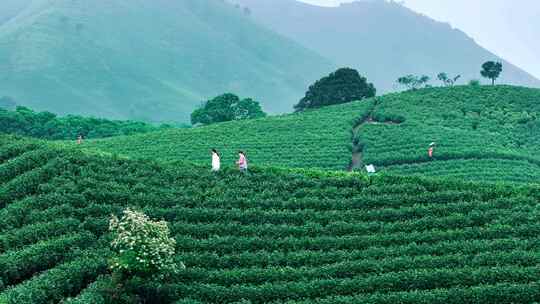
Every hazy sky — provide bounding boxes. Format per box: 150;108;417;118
298;0;540;80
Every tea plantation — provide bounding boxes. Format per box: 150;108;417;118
1;135;540;303
88;98;376;170
88;85;540;183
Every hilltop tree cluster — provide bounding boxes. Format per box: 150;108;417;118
0;106;166;140
437;73;461;87
191;93;266;125
397;61;504;91
294;68;376;112
397;75;431;90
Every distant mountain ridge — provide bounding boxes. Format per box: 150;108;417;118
0;1;28;25
0;0;334;122
2;0;539;123
232;0;540;92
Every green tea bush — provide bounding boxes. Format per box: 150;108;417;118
89;86;540;183
1;136;540;303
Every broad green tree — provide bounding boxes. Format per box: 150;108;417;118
0;106;163;140
191;93;266;125
294;68;376;111
481;61;503;85
233;98;266;120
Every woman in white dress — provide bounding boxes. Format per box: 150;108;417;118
211;149;221;171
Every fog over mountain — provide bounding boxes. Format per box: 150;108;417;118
0;0;333;122
233;0;539;93
1;0;538;122
300;0;540;80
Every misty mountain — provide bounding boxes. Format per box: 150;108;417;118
233;0;540;92
0;0;333;122
0;1;29;25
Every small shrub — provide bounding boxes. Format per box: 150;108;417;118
469;79;481;87
109;208;183;280
472;120;480;130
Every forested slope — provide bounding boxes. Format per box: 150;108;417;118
0;106;169;140
0;0;333;122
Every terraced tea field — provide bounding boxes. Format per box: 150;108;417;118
1;135;540;303
88;85;540;183
87;99;376;170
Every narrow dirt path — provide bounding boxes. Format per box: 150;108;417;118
348;99;402;171
348;102;377;171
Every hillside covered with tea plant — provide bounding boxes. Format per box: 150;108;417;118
89;85;540;184
1;135;540;303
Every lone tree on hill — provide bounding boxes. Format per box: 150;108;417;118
294;68;376;112
437;73;461;87
397;74;430;90
191;93;266;125
481;61;503;85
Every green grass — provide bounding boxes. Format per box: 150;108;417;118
88;85;540;184
1;135;540;303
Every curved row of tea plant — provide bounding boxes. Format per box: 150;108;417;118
87;99;377;170
87;85;540;183
0;135;539;303
362;85;540;180
383;158;540;183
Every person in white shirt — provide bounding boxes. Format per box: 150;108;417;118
211;149;221;172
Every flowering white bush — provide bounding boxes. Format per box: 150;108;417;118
109;208;183;278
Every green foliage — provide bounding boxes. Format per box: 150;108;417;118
109;209;182;279
191;94;266;125
62;275;111;304
397;74;431;90
294;68;376;111
0;250;108;304
92;99;376;171
469;79;481;86
481;61;503;85
437;73;461;86
0;106;167;140
0;0;333;122
1;136;540;302
90;86;540;184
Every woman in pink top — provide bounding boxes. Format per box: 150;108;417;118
428;142;436;159
236;151;248;173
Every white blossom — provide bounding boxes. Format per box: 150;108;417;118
109;208;181;278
